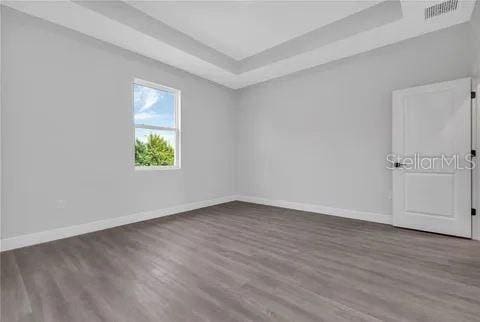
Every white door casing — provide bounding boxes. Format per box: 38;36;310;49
392;78;472;238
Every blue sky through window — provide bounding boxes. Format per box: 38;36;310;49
134;84;175;128
134;83;176;147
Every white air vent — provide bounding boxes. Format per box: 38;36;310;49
425;0;459;19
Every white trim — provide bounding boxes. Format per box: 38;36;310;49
0;196;236;252
236;195;392;225
135;124;177;132
134;78;179;95
474;83;480;241
8;194;476;252
135;165;180;171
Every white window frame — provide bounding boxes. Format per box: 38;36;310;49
133;78;181;170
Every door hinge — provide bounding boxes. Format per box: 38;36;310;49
472;150;477;157
472;91;476;99
472;208;477;216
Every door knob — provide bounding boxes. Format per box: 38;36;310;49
394;162;405;168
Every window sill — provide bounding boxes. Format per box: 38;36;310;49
135;166;181;171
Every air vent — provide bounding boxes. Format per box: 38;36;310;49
425;0;458;19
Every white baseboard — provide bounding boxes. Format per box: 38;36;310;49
13;194;476;251
237;195;392;225
0;195;237;252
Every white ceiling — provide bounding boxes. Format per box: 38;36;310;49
3;1;478;89
128;1;381;60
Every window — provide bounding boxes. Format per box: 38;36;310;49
133;79;181;169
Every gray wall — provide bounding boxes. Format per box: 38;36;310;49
1;8;236;238
2;7;479;240
236;23;476;218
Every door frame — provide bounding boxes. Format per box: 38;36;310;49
473;83;480;240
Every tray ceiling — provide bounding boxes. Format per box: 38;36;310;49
128;1;381;60
3;1;477;89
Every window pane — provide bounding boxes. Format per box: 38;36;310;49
135;128;176;167
134;83;175;128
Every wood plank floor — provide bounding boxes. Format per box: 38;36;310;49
2;201;480;322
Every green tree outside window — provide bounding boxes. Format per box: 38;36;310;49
135;133;174;166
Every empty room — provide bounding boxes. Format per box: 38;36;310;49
1;0;480;321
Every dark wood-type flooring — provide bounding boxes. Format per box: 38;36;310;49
2;201;480;321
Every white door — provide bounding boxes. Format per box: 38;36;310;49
392;78;472;238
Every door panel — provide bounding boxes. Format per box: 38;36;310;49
392;78;471;238
404;91;456;155
404;173;454;218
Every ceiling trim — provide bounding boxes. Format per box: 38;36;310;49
2;0;239;88
73;0;239;73
239;0;402;73
73;0;404;75
2;1;476;89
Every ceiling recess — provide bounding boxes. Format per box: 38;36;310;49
425;0;459;20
